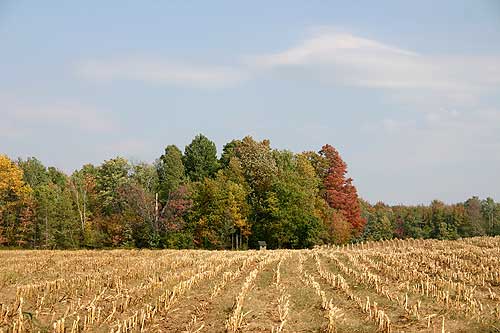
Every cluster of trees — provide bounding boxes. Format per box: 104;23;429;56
1;134;499;249
361;197;500;241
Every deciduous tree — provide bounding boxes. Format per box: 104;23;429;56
320;144;365;236
183;134;219;181
157;145;184;202
0;155;34;246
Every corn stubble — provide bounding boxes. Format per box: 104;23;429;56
0;237;499;332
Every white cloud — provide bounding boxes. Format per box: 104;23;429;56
74;30;500;101
250;29;500;106
76;57;246;88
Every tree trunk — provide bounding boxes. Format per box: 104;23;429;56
45;209;48;249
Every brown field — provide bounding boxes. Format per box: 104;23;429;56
1;237;500;333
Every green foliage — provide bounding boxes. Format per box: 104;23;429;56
190;170;249;249
35;182;80;248
220;140;241;168
157;145;184;202
235;136;277;194
3;135;499;250
462;196;486;236
16;158;80;248
250;151;321;248
183;134;219;181
17;157;49;188
96;157;130;216
363;205;394;241
132;162;159;195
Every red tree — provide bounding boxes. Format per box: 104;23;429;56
320;144;366;235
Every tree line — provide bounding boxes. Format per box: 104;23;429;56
1;134;499;249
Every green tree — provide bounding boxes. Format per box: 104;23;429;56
17;158;80;248
17;157;49;188
462;196;486;236
482;197;497;235
36;182;80;248
95;157;130;216
157;145;185;202
363;203;394;241
220;139;241;168
69;164;97;244
132;162;159;194
190;171;249;249
252;151;322;248
183;134;219;181
235;136;277;194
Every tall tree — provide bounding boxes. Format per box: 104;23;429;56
17;157;49;188
362;202;394;241
161;184;193;232
69;164;97;244
95;157;130;216
462;196;486;236
0;155;34;246
157;145;185;202
17;158;79;248
35;182;80;248
482;197;497;235
190;170;249;249
263;151;322;248
220;139;242;168
235;136;277;194
319;144;365;237
183;134;219;181
117;179;158;247
132;162;159;194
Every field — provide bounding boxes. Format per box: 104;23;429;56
1;238;500;333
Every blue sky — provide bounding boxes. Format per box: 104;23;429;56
1;1;499;204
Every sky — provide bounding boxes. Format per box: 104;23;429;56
1;1;500;205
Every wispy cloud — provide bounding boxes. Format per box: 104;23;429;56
76;57;246;88
249;28;500;105
74;29;500;101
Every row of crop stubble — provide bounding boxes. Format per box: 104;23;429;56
1;237;500;332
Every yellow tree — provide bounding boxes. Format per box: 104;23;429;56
0;155;34;246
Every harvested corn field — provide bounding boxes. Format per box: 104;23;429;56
1;237;500;333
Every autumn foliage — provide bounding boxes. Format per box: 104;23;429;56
320;144;366;236
0;155;34;246
1;136;498;249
